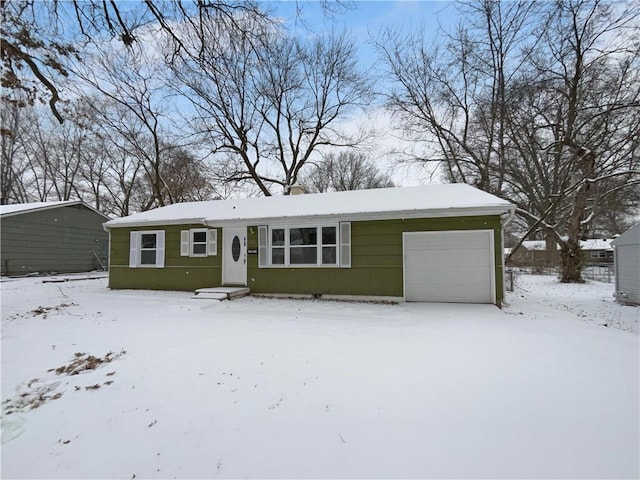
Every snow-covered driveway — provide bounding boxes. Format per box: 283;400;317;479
1;274;638;479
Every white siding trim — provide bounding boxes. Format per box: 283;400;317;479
129;231;139;268
258;226;268;268
155;231;165;268
208;229;218;256
180;230;190;256
339;222;351;268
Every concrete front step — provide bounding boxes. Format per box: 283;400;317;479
191;287;250;301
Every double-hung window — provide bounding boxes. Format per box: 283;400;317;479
181;228;218;257
289;227;321;265
129;230;165;268
258;223;349;268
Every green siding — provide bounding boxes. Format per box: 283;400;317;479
0;205;109;275
247;216;504;304
108;224;222;291
108;215;505;304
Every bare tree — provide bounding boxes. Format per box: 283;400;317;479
171;15;372;195
0;99;29;203
159;146;219;202
301;151;394;193
72;41;180;210
379;0;640;282
377;1;539;195
1;0;266;123
503;0;640;281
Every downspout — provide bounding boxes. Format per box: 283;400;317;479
102;223;111;282
500;206;517;307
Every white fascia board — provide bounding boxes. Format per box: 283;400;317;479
103;217;208;231
104;205;514;230
204;205;514;228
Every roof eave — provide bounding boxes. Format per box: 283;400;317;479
103;204;514;230
103;217;208;230
204;205;514;228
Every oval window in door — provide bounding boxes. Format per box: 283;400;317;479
232;236;241;261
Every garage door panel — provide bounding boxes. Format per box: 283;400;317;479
406;250;492;269
407;251;490;268
404;230;495;303
406;267;490;288
405;231;488;249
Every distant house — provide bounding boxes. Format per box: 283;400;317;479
581;238;614;265
0;201;110;276
103;184;516;305
611;224;640;305
508;238;614;269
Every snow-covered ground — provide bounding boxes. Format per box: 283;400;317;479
1;274;638;479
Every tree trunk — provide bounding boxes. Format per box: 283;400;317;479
560;149;595;283
560;239;584;283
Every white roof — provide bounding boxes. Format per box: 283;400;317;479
104;184;514;229
520;238;613;251
0;200;110;219
611;224;640;247
521;240;552;251
580;239;613;250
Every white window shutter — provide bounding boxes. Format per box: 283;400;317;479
129;231;139;268
258;226;268;268
155;231;165;268
208;229;218;256
339;222;351;268
180;230;190;256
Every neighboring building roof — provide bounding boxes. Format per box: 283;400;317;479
611;223;640;247
104;184;515;229
580;239;613;251
520;240;552;251
519;238;614;251
0;200;110;220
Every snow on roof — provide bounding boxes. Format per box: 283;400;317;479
0;200;79;217
0;200;110;220
520;238;613;251
520;240;553;251
104;184;514;228
580;239;613;250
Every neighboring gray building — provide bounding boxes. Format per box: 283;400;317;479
611;223;640;305
0;201;110;276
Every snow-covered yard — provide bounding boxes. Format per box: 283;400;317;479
1;274;638;479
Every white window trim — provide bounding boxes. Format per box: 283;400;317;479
259;223;344;268
180;228;218;257
129;230;165;268
190;228;209;257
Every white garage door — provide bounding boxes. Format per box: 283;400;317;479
403;230;495;303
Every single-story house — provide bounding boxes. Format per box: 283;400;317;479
581;238;614;264
611;223;640;305
508;238;614;268
0;200;110;276
103;184;515;305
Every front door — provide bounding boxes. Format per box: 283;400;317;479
222;227;247;286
